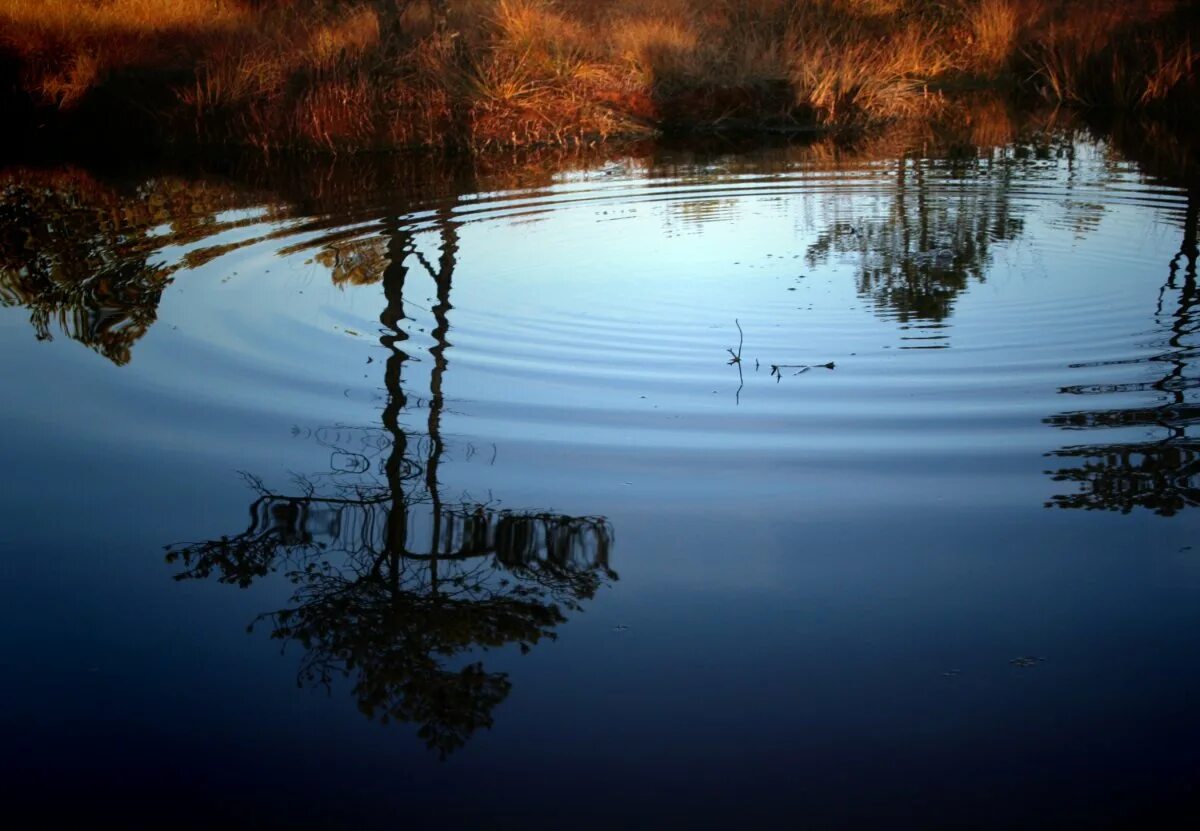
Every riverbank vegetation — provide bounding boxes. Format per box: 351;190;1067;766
1;0;1196;153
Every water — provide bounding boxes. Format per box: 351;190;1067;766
2;124;1199;827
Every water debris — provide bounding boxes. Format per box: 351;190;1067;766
727;318;744;365
1010;656;1045;668
727;319;745;404
942;669;962;677
769;361;835;381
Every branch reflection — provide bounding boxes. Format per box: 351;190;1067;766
1044;187;1200;515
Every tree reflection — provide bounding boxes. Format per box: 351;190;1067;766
164;203;616;756
0;177;172;365
1044;188;1200;515
0;172;264;365
804;146;1027;323
0;147;625;364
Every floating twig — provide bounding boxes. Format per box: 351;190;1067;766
727;319;744;404
727;318;744;365
769;361;835;382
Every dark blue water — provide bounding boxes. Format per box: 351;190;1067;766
2;127;1199;828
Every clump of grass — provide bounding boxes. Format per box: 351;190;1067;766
788;8;951;125
0;0;250;106
308;5;381;69
1002;0;1196;113
609;15;700;88
965;0;1020;74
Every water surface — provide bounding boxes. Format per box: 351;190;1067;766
3;123;1200;827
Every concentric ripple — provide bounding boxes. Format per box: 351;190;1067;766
1;135;1196;518
7;127;1200;828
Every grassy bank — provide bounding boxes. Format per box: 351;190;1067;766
1;0;1197;153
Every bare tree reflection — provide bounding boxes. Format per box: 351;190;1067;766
165;204;615;756
1044;188;1200;515
804;146;1027;324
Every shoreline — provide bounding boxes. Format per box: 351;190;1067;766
1;1;1195;158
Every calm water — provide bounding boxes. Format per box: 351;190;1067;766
2;124;1199;827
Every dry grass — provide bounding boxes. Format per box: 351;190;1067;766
1;0;250;106
788;7;952;124
0;0;248;36
0;0;1196;152
966;0;1020;73
1019;2;1197;111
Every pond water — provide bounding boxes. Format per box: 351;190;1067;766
2;121;1199;827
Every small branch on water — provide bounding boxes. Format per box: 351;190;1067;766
727;319;745;404
727;318;744;365
769;361;835;382
726;318;836;395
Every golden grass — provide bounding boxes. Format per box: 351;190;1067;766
0;0;249;105
0;0;1195;152
0;0;248;32
610;16;700;86
966;0;1020;73
1017;2;1195;109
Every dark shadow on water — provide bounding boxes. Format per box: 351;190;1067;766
163;195;616;757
